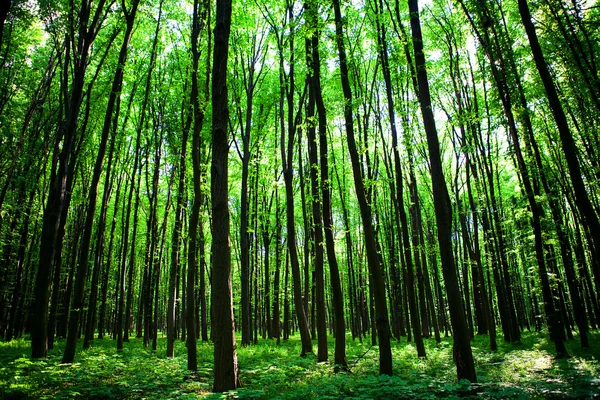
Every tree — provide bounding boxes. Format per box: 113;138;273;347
187;0;209;372
62;0;140;363
31;0;109;359
211;0;239;391
333;0;393;376
518;0;600;316
408;0;476;382
266;0;313;357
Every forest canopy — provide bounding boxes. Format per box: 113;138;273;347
1;0;600;397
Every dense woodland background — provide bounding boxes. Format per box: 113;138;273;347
1;0;600;395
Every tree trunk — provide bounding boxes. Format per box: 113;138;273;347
167;110;191;358
187;0;209;372
333;0;392;376
210;0;239;390
31;0;105;358
304;6;328;361
61;1;137;362
99;166;125;340
519;0;600;322
273;2;313;356
408;0;476;382
375;0;425;357
305;0;348;369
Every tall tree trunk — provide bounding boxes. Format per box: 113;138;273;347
187;0;209;372
116;144;136;349
62;1;138;363
83;95;121;349
273;1;313;356
519;0;600;310
408;0;476;382
31;0;106;359
304;5;327;361
272;188;282;343
305;0;348;369
333;0;392;376
167;110;191;358
239;104;252;346
261;193;273;338
98;164;125;340
210;0;239;384
234;29;266;346
374;0;425;357
47;162;77;350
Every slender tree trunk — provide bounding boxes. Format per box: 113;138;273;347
519;0;600;305
304;6;327;361
240;112;252;346
408;0;476;381
283;249;290;341
167;112;190;358
31;0;105;358
272;189;282;343
99;165;125;340
261;194;273;338
333;0;392;375
117;147;137;349
187;0;209;372
273;2;313;356
83;95;121;349
375;0;425;357
305;0;348;369
62;1;137;363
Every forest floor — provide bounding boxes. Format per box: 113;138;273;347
0;330;598;399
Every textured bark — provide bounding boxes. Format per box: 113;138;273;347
186;0;208;371
211;0;239;390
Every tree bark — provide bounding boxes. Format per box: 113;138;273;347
273;1;313;356
211;0;239;391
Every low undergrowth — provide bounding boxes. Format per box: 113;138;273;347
0;330;598;399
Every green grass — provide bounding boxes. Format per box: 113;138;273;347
0;330;598;399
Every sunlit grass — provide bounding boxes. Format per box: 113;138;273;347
0;330;598;398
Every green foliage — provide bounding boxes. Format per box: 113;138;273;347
1;332;598;399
